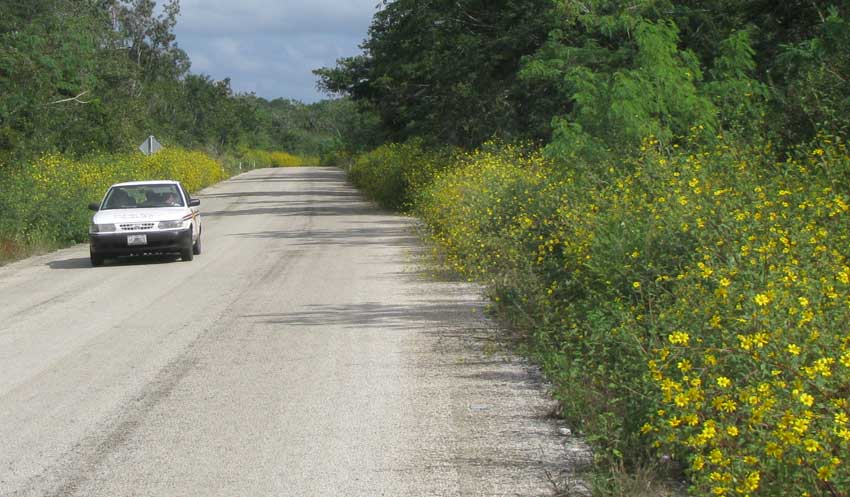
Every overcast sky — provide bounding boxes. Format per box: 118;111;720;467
173;0;378;103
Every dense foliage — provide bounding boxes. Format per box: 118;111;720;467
347;140;455;210
319;0;850;156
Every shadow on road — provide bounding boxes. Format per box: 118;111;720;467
201;168;391;224
47;257;92;270
200;190;362;200
47;254;180;270
230;224;419;248
227;168;343;183
243;299;484;332
205;202;379;219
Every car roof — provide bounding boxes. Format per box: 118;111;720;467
110;180;180;188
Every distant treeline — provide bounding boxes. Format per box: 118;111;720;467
0;0;375;165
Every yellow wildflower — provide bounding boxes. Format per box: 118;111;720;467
668;331;690;345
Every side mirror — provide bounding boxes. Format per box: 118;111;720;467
189;199;201;207
88;203;100;211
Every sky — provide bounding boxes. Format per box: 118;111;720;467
173;0;379;103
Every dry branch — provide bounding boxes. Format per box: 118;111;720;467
47;91;92;105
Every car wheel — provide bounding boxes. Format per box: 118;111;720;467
180;225;195;261
192;229;202;255
90;249;105;267
181;245;194;261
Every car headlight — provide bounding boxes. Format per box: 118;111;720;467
158;220;186;229
90;223;116;233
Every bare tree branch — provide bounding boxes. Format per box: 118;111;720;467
46;91;92;105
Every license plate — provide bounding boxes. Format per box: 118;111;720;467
127;234;147;246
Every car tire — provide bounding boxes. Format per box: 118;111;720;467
192;229;202;255
181;246;194;261
90;250;104;267
180;225;195;261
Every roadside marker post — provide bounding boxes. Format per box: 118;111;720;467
139;135;162;156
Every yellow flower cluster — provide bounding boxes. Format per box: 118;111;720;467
640;134;850;496
409;132;850;496
241;149;318;168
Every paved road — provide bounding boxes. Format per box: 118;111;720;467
0;168;583;496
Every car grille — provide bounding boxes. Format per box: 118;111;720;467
119;223;155;231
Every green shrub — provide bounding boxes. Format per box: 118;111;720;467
348;139;455;210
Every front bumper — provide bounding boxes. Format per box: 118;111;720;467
89;228;192;256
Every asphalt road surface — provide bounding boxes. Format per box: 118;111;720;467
0;168;586;496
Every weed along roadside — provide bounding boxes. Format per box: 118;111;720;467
345;135;850;496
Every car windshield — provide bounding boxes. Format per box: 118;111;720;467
102;184;183;209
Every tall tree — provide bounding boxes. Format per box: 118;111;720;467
316;0;555;148
106;0;188;84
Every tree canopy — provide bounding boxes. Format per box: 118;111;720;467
317;0;850;158
315;0;556;148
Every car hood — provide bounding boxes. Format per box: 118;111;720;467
93;207;191;224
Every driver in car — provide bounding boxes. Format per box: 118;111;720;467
163;191;178;206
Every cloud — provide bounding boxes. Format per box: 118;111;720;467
179;0;375;35
173;0;377;102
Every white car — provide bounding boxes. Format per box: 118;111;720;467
88;180;202;266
